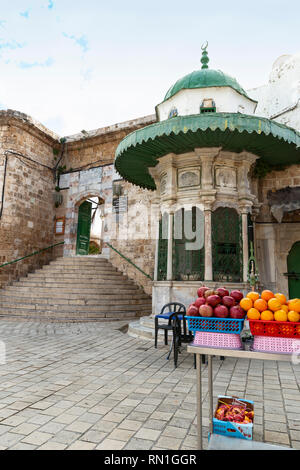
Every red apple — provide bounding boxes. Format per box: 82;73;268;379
199;304;214;317
229;305;246;319
197;287;209;297
230;290;244;302
222;296;236;308
216;287;229;298
187;305;199;317
194;297;206;308
214;305;229;318
206;295;221;307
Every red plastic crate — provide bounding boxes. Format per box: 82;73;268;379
249;319;300;338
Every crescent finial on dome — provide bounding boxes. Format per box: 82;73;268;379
201;41;209;69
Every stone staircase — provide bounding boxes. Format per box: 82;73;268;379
0;256;152;322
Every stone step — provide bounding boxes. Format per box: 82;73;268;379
128;317;172;342
0;291;148;301
0;309;148;321
5;285;141;294
25;272;126;280
0;298;152;311
13;279;135;287
0;256;152;322
50;259;110;266
41;267;118;274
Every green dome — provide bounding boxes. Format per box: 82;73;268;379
163;68;254;102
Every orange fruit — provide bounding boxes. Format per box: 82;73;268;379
246;292;260;301
261;290;275;301
280;304;289;314
247;308;261;320
274;310;288;322
288;311;300;322
268;298;282;312
274;293;287;305
254;298;268;312
288;299;300;313
240;297;253;312
260;310;274;321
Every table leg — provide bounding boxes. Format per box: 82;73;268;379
196;354;202;450
208;355;213;437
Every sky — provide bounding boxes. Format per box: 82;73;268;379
0;0;299;136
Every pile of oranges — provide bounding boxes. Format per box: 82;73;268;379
239;290;300;323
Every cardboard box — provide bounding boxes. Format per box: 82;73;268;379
213;395;254;440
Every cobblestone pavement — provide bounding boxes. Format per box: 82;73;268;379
0;320;299;450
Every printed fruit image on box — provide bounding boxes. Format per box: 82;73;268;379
213;396;254;440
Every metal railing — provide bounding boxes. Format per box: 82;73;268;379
105;242;153;280
0;242;64;269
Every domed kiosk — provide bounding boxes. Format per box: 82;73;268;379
115;45;300;312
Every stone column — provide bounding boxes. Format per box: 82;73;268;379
241;209;249;283
167;211;174;281
204;202;213;282
153;216;161;282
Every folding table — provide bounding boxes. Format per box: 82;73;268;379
187;345;293;450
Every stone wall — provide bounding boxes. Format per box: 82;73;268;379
0;111;59;288
107;181;156;295
253;165;300;294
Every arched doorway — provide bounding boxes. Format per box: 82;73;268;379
76;196;105;255
287;242;300;298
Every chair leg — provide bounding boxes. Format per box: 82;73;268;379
154;318;158;349
164;329;168;346
193;354;196;369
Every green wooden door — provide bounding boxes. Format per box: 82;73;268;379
76;201;92;255
287;242;300;298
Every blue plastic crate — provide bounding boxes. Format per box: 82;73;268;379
185;316;244;334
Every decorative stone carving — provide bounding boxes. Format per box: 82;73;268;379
178;169;200;188
215;166;237;189
160;173;167;195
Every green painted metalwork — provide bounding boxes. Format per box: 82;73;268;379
157;216;168;281
201;41;209;69
287;241;300;298
248;241;259;289
76;200;92;255
163;70;254;103
173;208;204;281
106;242;153;280
115;113;300;190
212;207;242;282
0;242;64;269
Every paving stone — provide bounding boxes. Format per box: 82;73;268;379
96;438;125;450
264;430;290;445
22;431;53;446
67;440;97;450
80;429;107;443
108;428;136;441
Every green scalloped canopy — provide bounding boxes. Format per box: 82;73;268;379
115;113;300;190
163;69;256;102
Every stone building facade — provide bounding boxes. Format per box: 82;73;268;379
0;52;299;306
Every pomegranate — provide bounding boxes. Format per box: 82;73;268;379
194;297;206;308
204;289;215;299
222;296;235;308
230;290;244;302
214;304;229;318
197;287;209;297
206;295;221;307
199;304;214;317
216;287;229;298
187;305;199;317
229;305;246;319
